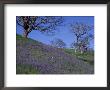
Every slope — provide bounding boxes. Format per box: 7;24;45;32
16;34;94;74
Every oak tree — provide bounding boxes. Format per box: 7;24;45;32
51;38;66;48
70;22;93;53
16;16;63;38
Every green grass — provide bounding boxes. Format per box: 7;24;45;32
77;54;94;65
16;34;94;74
16;64;39;74
16;34;42;44
64;48;94;65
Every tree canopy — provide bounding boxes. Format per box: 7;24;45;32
16;16;63;38
70;22;93;53
50;38;66;48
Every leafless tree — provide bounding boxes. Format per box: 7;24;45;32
50;38;66;48
16;16;63;38
70;22;93;53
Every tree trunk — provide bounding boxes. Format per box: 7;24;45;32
23;30;28;38
75;49;77;53
76;37;78;44
80;50;83;54
76;37;79;51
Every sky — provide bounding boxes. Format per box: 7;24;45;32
16;16;94;49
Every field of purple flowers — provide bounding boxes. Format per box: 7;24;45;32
16;34;94;74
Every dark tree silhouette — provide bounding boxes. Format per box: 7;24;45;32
70;22;93;53
50;38;66;48
16;16;63;38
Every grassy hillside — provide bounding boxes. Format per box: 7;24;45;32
63;48;94;65
16;34;94;74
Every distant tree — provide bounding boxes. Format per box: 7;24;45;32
70;42;79;53
16;16;63;38
50;38;66;48
70;22;93;53
79;34;93;53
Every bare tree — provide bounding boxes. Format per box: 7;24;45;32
79;34;93;53
70;42;79;53
16;16;63;38
50;38;66;48
70;22;93;53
